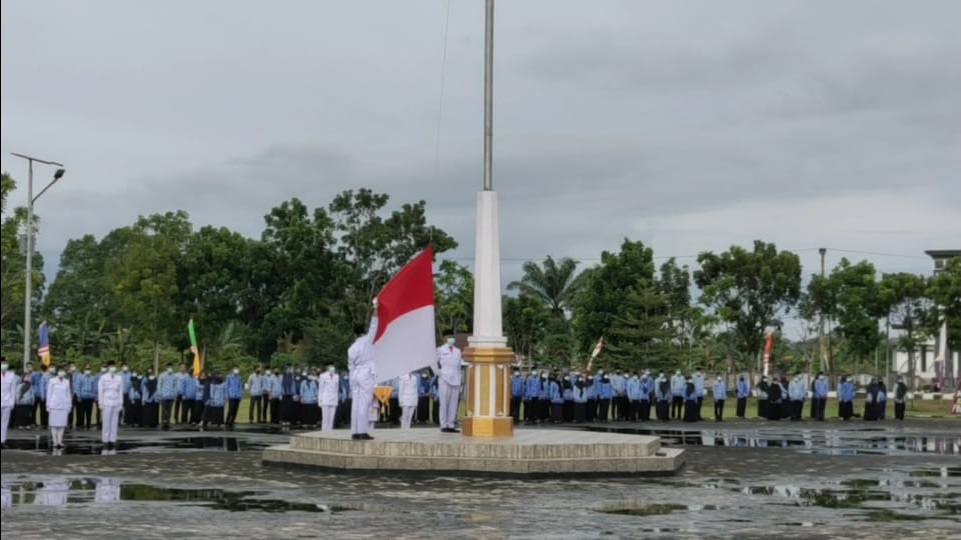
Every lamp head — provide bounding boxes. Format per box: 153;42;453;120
54;169;65;180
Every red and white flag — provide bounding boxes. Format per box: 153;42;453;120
373;246;436;384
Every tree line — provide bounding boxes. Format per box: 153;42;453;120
1;172;958;382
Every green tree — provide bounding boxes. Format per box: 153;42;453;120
572;240;675;371
927;256;961;351
435;259;473;337
43;233;123;356
508;256;586;317
694;240;802;374
879;272;930;384
503;294;549;363
107;211;192;372
806;258;886;374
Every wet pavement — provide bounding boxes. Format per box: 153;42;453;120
2;420;960;539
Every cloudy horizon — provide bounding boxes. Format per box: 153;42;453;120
2;0;959;333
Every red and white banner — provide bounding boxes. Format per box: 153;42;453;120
373;246;436;384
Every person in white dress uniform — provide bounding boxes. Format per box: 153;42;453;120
97;361;124;448
348;298;379;441
46;370;73;449
318;364;340;432
398;372;420;429
0;356;17;449
433;333;463;433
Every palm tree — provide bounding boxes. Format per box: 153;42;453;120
508;256;586;318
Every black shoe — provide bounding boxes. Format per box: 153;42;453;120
352;434;363;440
360;434;374;440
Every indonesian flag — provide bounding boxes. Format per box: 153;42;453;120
373;246;436;384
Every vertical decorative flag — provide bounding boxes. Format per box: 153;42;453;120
372;246;436;384
587;337;604;371
188;318;202;377
38;321;52;367
763;331;774;377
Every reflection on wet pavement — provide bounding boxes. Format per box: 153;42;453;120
585;426;961;456
1;436;267;455
3;425;960;538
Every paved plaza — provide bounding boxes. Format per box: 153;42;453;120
1;420;959;539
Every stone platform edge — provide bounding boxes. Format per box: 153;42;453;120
261;445;685;479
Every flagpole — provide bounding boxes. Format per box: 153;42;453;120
462;0;514;438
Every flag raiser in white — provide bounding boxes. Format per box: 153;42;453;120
373;305;436;385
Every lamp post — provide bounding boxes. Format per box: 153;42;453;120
10;152;65;372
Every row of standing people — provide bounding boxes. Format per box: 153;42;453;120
508;369;734;424
755;373;910;421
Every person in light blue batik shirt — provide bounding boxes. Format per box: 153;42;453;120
299;372;320;428
202;373;226;430
812;372;829;421
735;375;750;419
712;376;727;422
510;370;524;424
157;364;178;429
225;367;244;427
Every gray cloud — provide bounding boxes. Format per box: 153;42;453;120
1;0;958;301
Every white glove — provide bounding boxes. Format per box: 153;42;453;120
372;297;378;307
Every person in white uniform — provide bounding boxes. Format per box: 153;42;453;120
433;332;463;433
398;372;420;429
318;364;340;432
348;298;379;440
46;369;73;449
0;356;17;449
97;361;124;449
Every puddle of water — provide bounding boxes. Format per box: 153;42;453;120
908;467;960;478
597;502;689;516
1;437;267;455
584;427;961;456
0;479;330;513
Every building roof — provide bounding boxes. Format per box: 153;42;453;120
925;250;961;259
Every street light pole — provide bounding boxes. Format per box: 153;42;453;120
10;152;65;372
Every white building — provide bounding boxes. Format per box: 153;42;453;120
892;342;958;391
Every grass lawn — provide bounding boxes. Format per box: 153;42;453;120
230;395;956;424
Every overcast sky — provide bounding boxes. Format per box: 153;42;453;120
2;0;959;334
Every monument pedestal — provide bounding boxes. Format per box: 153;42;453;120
462;346;515;437
262;429;685;477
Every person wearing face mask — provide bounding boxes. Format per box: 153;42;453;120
712;375;727;422
201;373;226;431
97;361;124;449
584;373;597;423
537;371;551;422
247;366;265;424
683;376;698;423
655;373;671;422
35;366;53;429
572;372;587;423
397;370;419;429
547;373;564;423
735;375;750;419
157;363;178;429
126;372;143;427
432;331;463;433
299;371;320;428
670;370;685;420
141;371;160;428
417;370;432;424
119;364;131;426
318;365;340;432
692;369;706;421
278;366;299;432
77;366;97;429
348;298;379;440
267;368;283;425
224;366;244;428
524;369;541;425
893;376;909;421
813;372;829;421
180;372;198;426
46;369;72;449
15;372;36;430
595;371;613;422
638;371;653;422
